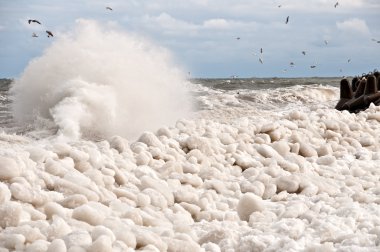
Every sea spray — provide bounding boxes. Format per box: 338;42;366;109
10;19;192;140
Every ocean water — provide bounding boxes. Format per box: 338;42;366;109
1;76;341;137
191;77;341;123
0;20;379;252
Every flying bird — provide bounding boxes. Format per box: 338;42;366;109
310;65;316;69
32;32;38;38
28;19;41;25
260;48;263;54
348;59;351;63
285;16;289;24
236;37;241;40
334;2;339;8
46;30;54;37
324;40;328;45
290;62;295;67
259;58;263;64
302;51;306;55
371;38;380;43
106;6;113;11
278;5;282;8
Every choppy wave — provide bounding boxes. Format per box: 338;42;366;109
192;81;340;122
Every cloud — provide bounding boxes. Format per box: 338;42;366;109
1;0;379;78
339;0;380;8
336;18;370;35
142;13;197;35
140;13;258;37
202;19;230;29
202;18;258;31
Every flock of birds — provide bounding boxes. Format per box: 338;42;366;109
233;6;315;73
27;3;378;76
235;1;379;75
27;6;113;38
247;2;341;72
28;19;53;38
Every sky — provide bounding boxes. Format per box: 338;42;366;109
0;0;379;78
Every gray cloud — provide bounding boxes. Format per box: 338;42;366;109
0;0;379;77
336;18;370;35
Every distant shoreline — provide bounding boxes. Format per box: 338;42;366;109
1;76;349;81
190;76;346;80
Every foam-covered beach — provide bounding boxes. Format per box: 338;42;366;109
2;88;380;251
1;21;380;252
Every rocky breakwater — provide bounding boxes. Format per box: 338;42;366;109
336;70;380;113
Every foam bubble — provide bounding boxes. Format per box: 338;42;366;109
237;193;265;221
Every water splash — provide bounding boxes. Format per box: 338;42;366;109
10;19;192;140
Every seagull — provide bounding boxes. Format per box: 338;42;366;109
290;62;295;67
46;30;54;37
259;58;263;64
348;59;351;63
285;16;289;24
106;6;113;11
236;37;241;40
302;51;306;55
334;2;339;8
324;40;328;45
28;19;41;25
260;48;263;54
310;65;316;69
371;38;380;43
32;32;38;37
278;5;282;8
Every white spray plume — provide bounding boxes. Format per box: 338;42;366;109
10;19;193;140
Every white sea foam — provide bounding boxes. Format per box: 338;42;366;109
10;19;192;140
1;96;380;251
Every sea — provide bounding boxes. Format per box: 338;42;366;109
191;77;341;119
1;77;342;138
0;20;379;252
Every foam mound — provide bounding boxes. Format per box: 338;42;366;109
1;102;380;250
